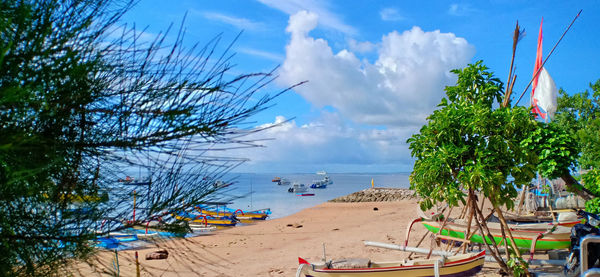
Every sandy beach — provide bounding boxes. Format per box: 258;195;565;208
74;198;507;276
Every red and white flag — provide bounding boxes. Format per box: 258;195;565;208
531;18;558;120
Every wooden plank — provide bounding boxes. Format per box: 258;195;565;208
435;235;471;244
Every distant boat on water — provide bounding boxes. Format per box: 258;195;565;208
311;175;332;189
277;178;291;186
288;183;308;193
316;170;327;175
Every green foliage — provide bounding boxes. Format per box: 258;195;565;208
520;123;578;179
408;61;538;210
0;0;291;276
553;80;600;169
583;169;600;213
506;255;528;277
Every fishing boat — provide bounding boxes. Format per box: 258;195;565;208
94;233;139;249
278;178;291;186
502;210;581;227
272;177;281;182
174;212;238;227
196;205;271;220
311;175;332;189
296;193;315;196
188;223;218;235
296;250;485;277
420;219;571;250
213;180;232;189
288;183;308;193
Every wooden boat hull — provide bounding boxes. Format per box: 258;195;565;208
422;221;571;250
196;208;269;220
174;214;237;227
297;251;485;277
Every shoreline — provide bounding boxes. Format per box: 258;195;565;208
74;191;502;276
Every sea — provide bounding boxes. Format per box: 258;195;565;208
219;173;411;219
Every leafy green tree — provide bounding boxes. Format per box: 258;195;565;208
554;80;600;170
552;80;600;210
408;61;541;275
0;0;296;275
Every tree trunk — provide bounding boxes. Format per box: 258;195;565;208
469;192;509;274
561;172;596;200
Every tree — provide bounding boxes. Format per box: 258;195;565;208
552;80;600;211
0;0;297;275
408;61;541;275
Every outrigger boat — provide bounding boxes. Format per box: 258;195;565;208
502;210;581;227
296;250;485;277
418;218;571;250
195;204;271;220
174;212;238;227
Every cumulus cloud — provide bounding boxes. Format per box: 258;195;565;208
257;0;357;35
278;11;475;127
229;115;415;173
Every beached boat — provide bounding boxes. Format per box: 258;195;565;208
174;212;238;227
421;219;571;250
288;183;308;193
296;250;485;277
196;205;271;220
502;210;581;227
95;233;139;249
188;223;217;235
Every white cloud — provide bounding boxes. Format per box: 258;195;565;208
380;8;405;21
237;47;284;62
278;11;475;127
257;0;357;35
201;11;264;30
347;38;376;53
229;114;415;173
447;4;476;16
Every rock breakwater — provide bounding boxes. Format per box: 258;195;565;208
329;188;418;202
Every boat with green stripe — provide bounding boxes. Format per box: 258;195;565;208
421;220;571;250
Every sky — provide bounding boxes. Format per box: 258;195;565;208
120;1;600;174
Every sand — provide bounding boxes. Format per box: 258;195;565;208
74;200;509;276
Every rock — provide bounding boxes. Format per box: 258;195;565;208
329;188;418;203
145;250;168;260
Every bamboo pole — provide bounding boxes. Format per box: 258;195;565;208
515;10;582;106
407;232;430;259
428;207;453;259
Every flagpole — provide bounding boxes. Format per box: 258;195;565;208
515;10;582;106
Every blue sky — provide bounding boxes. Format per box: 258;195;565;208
120;1;600;173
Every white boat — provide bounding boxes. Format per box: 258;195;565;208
288;183;308;193
189;223;217;235
316;170;327;175
311;175;332;189
277;178;291;186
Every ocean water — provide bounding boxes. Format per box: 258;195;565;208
220;173;411;219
